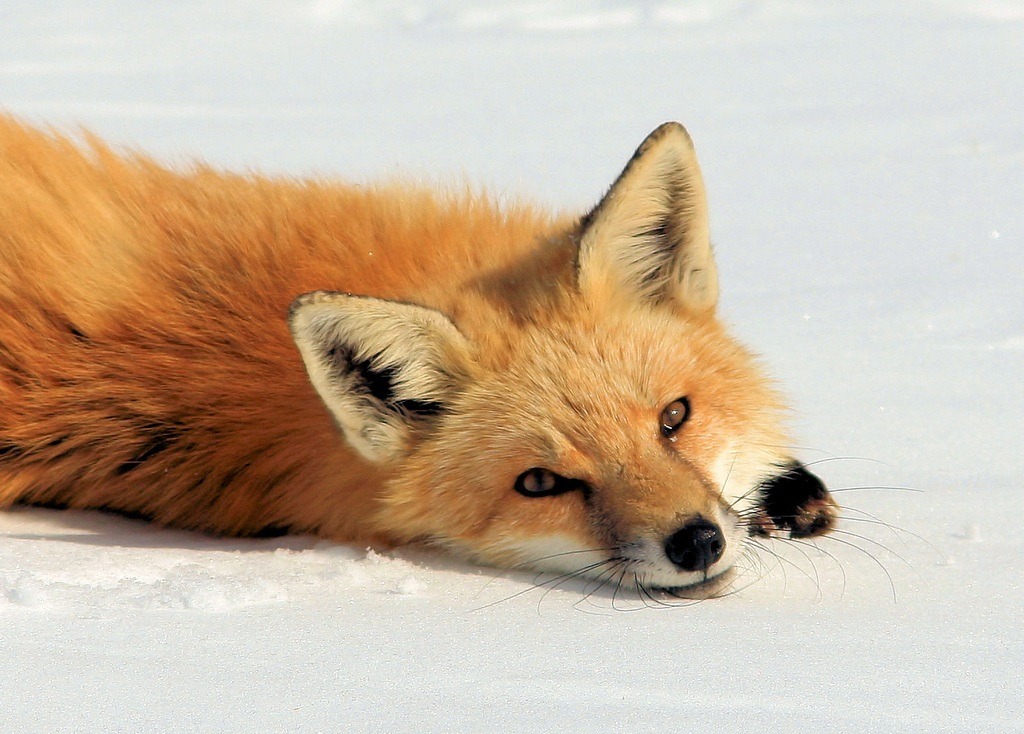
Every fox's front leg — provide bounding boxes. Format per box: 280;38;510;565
751;462;839;538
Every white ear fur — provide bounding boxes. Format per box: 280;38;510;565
288;291;470;463
577;122;718;312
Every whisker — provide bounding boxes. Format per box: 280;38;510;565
633;573;662;610
836;509;945;561
664;566;762;602
661;588;709;606
828;485;924;494
816;534;897;603
610;562;639;613
828;527;916;571
718;554;768;597
720;448;741;501
639;576;692;610
836;511;906;545
632;574;659;610
573;561;628;613
742;441;836;455
786;536;848;600
536;558;624;611
777;534;823;600
519;547;619;566
739;545;769;583
472;547;616;600
802;456;896;470
659;575;725;605
707;570;767;599
471;558;618;611
746;547;773;580
748;536;819;592
727;485;763;514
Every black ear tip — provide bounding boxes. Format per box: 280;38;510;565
644;121;693;148
287;295;309;323
287;290;357;323
288;290;325;320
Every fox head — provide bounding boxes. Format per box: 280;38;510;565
289;123;837;593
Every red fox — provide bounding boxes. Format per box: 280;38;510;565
0;116;836;593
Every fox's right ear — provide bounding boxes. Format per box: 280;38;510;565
575;122;718;313
288;291;471;463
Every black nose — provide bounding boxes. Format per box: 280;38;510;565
664;518;725;572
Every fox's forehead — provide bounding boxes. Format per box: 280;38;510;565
449;298;782;464
482;306;731;395
463;307;730;438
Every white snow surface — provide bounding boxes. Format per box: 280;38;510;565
2;2;1022;732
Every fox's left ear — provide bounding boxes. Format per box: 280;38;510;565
288;291;471;463
576;122;718;313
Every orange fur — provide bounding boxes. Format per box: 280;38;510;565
0;115;835;590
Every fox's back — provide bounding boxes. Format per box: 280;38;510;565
0;116;560;329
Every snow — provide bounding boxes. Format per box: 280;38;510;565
2;1;1022;732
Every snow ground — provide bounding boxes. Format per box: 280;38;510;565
1;1;1022;732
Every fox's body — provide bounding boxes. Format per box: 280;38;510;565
0;116;836;592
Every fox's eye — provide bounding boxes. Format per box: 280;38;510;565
515;468;577;498
660;396;691;437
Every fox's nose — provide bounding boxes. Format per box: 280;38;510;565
664;518;725;572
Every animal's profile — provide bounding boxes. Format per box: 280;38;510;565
0;116;837;593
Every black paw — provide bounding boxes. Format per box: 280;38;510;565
756;462;838;539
